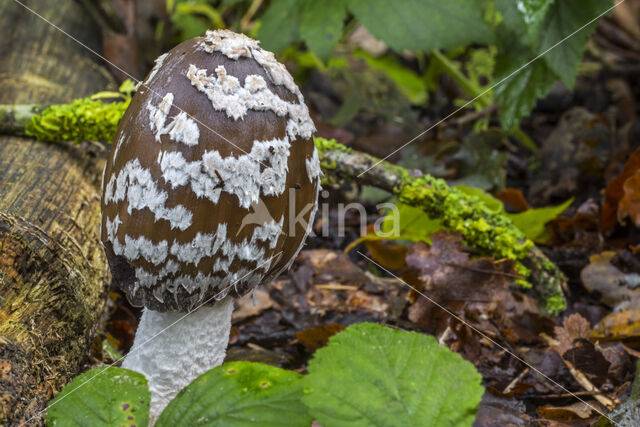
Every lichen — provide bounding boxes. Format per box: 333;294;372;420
313;136;352;155
25;97;130;143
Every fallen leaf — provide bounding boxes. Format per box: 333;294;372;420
232;289;274;322
602;147;640;231
580;252;640;306
554;313;592;354
495;188;530;212
618;173;640;227
363;238;408;270
593;306;640;341
537;401;596;421
294;323;346;353
474;391;532;426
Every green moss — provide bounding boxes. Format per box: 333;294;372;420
396;175;533;263
25;97;129;143
544;295;565;316
313;136;352;154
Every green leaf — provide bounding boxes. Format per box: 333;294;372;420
354;51;428;104
494;30;558;132
156;361;311;426
45;367;150;427
494;0;554;42
536;0;612;88
347;0;494;53
300;0;347;61
379;203;442;244
258;0;305;53
302;322;484;427
507;198;573;241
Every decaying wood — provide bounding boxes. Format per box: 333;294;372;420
0;1;115;424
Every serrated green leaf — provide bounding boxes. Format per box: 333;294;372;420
302;322;484;427
45;367;150;427
507;198;573;241
494;29;558;132
536;0;612;88
494;0;554;42
258;0;305;53
300;0;347;61
156;361;311;426
347;0;493;54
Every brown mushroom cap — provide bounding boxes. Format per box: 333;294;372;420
101;30;321;312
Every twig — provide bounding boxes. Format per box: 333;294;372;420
562;359;616;409
503;367;530;394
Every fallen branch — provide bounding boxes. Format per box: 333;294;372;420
0;105;567;314
315;138;567;314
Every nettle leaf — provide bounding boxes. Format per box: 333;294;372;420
45;367;150;427
347;0;493;53
258;0;304;53
507;198;573;242
536;0;612;88
302;322;484;426
495;0;554;42
156;361;311;426
494;29;558;132
300;0;347;61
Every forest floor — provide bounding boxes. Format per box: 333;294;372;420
95;12;640;427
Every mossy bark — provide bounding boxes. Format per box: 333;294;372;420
0;1;115;424
317;143;567;314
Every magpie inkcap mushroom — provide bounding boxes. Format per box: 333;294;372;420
100;29;321;419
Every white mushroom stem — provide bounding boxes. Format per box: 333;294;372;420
122;297;234;421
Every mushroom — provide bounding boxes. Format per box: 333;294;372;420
100;29;321;419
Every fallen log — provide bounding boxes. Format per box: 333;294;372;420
0;1;115;424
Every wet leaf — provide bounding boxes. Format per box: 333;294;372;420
46;367;150;427
156;362;310;426
593;307;640;342
506;198;573;242
495;188;530;212
300;0;347;61
537;401;595;422
581;252;640;307
602;147;640;231
618;173;640;228
302;322;484;426
232;289;274;323
347;0;493;54
294;323;345;353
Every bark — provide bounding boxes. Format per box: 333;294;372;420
0;1;115;424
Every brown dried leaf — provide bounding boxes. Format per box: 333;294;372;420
232;289;273;323
537;401;596;421
294;323;346;353
593;306;640;341
602;147;640;231
495;188;530;212
580;252;640;306
363;238;408;270
554;313;592;354
618;173;640;227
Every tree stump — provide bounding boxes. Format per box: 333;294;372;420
0;1;115;424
